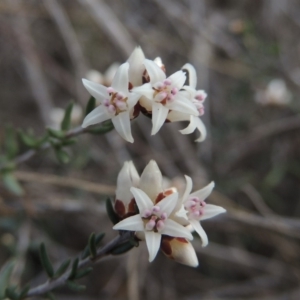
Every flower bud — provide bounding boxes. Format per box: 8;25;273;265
160;236;199;267
115;161;140;218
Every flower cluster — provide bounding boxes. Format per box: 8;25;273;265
81;47;207;143
112;160;226;267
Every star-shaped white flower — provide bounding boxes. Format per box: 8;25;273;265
132;59;199;135
177;176;226;247
167;63;207;142
81;62;140;143
113;187;193;262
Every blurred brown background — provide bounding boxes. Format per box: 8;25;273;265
1;0;300;299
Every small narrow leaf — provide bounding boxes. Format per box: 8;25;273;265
46;292;56;300
66;281;86;292
60;138;77;146
111;241;134;255
2;173;24;196
54;259;70;278
54;148;70;164
0;260;15;298
47;128;66;140
95;233;105;245
4;286;18;300
68;258;79;280
61;102;74;131
88;233;97;259
5;126;18;159
74;267;93;280
18;130;37;148
19;284;30;299
106;198;119;225
39;243;54;278
85;96;96;116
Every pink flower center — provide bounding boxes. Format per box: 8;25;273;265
142;206;167;232
104;87;128;115
153;79;178;104
184;196;206;220
193;91;207;116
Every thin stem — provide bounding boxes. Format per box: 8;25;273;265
27;231;132;297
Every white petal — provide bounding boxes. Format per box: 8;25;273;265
179;116;197;135
182;176;193;204
113;214;144;231
82;106;110;128
144;59;166;84
127;46;145;87
190;182;215;201
116;161;140;204
157;192;178;216
127;92;141;110
167;110;190;122
181;63;197;89
168;70;186;89
111;62;129;94
190;220;208;247
162;219;193;240
151;103;169;135
199;204;226;221
132;83;154;100
139;160;163;201
82;79;108;100
145;231;161;262
174;205;188;221
112;111;133;143
193;117;207;142
130;187;154;212
167;94;199;116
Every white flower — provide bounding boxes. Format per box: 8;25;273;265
81;62;140;143
113;187;193;262
86;63;120;86
113;160;193;262
115;161;140;218
132;59;199;135
177;176;226;247
167;63;208;142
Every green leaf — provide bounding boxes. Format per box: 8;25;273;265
66;281;86;292
47;128;66;140
85;96;96;116
5;126;18;159
95;233;105;245
106;198;119;225
4;286;18;300
111;241;134;255
74;267;93;280
68;258;79;280
54;148;70;164
19;284;30;299
54;259;70;278
87;120;114;135
39;243;54;278
88;233;97;259
0;260;15;298
2;173;24;196
61;102;74;131
18;130;37;149
60;138;77;146
46;292;56;300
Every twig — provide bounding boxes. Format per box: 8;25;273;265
43;0;88;104
27;231;133;297
15;170;115;195
77;0;135;57
8;0;54;125
0;126;86;172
